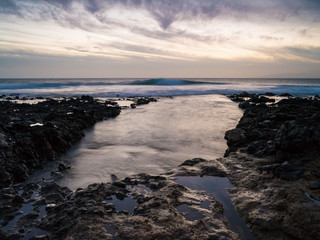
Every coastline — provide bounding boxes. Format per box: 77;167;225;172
0;96;121;188
0;93;319;240
223;93;320;239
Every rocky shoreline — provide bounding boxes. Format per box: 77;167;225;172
223;93;320;239
1;94;320;239
0;96;121;188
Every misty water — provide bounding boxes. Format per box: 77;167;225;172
58;94;242;190
1;78;320;97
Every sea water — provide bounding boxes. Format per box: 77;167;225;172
1;78;320;189
1;78;320;97
58;94;242;189
2;78;318;237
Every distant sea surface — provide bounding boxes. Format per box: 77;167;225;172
1;78;320;97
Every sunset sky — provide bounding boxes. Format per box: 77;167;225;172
0;0;320;78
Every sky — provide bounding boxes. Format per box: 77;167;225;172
0;0;320;78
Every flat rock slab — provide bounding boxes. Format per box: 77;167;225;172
37;174;239;240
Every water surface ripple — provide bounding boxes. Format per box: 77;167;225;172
58;95;242;189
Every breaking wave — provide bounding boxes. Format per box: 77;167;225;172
0;78;320;97
128;78;222;85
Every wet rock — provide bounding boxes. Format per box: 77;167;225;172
259;163;281;173
45;203;57;212
115;192;127;200
50;171;63;179
275;162;304;181
24;182;40;192
238;91;250;98
200;165;227;177
85;200;96;206
2;193;15;199
0;97;121;188
136;98;150;105
250;95;275;103
179;158;207;166
311;170;320;178
135;97;158;105
0;230;22;240
19;212;39;223
130;103;136;109
265;92;276;96
112;181;126;188
225;129;247;149
34;199;46;206
111;174;118;182
223;94;320;240
41;182;63;195
310;182;320;190
226;96;320;160
149;182;166;190
35;174;239;240
238;100;251;109
12;195;25;205
58;162;70;171
104;203;115;211
29;235;49;240
3;214;15;223
45;193;65;203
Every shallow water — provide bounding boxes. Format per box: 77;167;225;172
58;95;242;189
305;192;320;206
175;176;256;240
106;196;137;214
2;190;47;238
176;204;205;221
22;228;49;240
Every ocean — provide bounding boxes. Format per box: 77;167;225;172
3;78;320;189
1;78;320;97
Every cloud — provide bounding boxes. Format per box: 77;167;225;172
0;0;19;14
1;0;320;67
1;50;319;78
44;0;73;11
286;47;320;62
259;35;284;41
1;0;320;31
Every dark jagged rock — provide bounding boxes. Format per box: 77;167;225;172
3;93;319;240
265;92;276;96
230;92;277;109
134;97;158;105
0;97;121;188
238;100;251;109
179;158;207;166
225;96;320;162
222;94;320;240
311;170;320;178
5;172;235;239
130;103;136;108
274;161;304;180
310;182;320;190
58;162;70;172
250;95;275;103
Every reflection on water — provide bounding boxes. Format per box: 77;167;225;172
58;95;242;189
176;204;205;221
106;196;136;214
175;176;256;240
